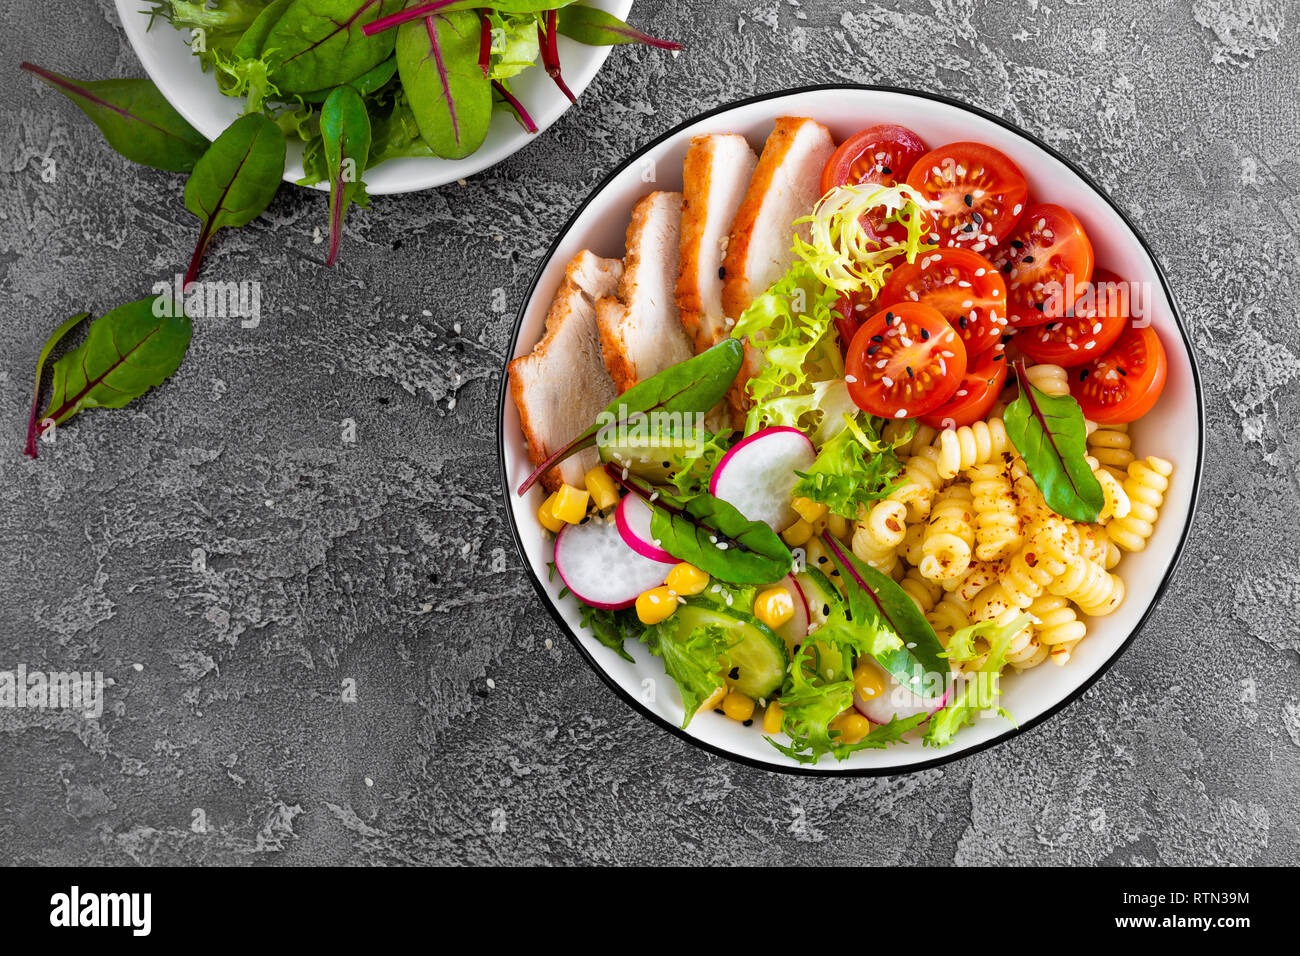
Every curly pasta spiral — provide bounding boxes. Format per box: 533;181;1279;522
967;461;1022;561
1087;423;1134;481
1029;595;1087;665
899;523;926;567
1000;528;1070;608
1049;552;1126;617
851;514;900;576
899;566;942;613
934;419;1013;479
920;485;975;582
970;584;1044;670
943;560;1002;602
926;592;971;642
1107;456;1174;552
883;419;939;458
883;445;944;520
1089;455;1131;521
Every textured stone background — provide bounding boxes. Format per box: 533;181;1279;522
1;0;1297;866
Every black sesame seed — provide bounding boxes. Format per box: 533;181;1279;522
1118;367;1128;376
963;193;973;207
1002;263;1013;274
1034;302;1045;312
962;222;975;233
717;266;726;280
906;366;914;378
822;604;830;616
714;708;724;715
881;166;892;175
973;212;984;225
992;353;1004;361
817;556;827;564
728;667;739;680
871;334;883;343
958;315;968;329
1079;368;1090;380
1011;239;1023;249
920;328;930;340
743;719;753;727
867;344;880;356
1022;255;1035;263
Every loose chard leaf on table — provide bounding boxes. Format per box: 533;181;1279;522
319;85;372;266
517;338;744;495
396;10;492;159
20;64;208;172
24;298;192;460
1004;359;1105;523
820;533;948;694
555;5;683;49
183;113;287;286
264;0;405;93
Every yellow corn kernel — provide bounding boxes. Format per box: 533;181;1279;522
584;466;619;511
665;562;709;596
635;585;678;625
782;518;814;547
792;496;828;524
722;691;755;722
537;493;564;533
830;711;871;745
853;659;887;701
550;483;590;524
762;702;784;735
698;684;726;714
826;513;849;540
754;586;795;630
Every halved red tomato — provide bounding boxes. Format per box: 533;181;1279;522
1016;268;1129;367
992;203;1094;328
846;302;967;419
920;343;1008;428
822;124;929;248
877;247;1006;358
1070;323;1167;424
904;142;1028;252
821;124;928;194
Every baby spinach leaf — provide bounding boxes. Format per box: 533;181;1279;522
265;0;404;94
20;63;208;172
183;113;286;286
555;5;683;49
319;85;372;266
27;298;192;458
516;338;744;495
396;11;492;159
301;57;398;103
23;312;90;459
1004;359;1105;523
820;532;947;693
232;0;294;58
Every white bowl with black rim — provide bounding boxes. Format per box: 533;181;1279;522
114;0;634;194
498;85;1205;775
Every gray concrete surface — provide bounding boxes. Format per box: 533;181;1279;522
0;0;1296;866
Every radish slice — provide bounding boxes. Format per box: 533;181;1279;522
555;516;671;610
774;573;810;649
854;665;949;724
615;494;677;564
709;426;816;531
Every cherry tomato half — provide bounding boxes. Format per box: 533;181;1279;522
822;124;929;248
821;124;929;194
905;142;1028;252
878;247;1007;358
992;203;1095;328
1016;268;1129;367
920;343;1009;429
1070;323;1167;424
846;302;967;419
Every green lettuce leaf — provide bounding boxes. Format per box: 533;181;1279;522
792;413;904;518
578;604;640;663
923;613;1031;747
642;622;736;728
487;11;542;80
664;429;732;498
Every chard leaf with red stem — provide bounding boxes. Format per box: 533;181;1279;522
24;312;89;459
263;0;405;93
396;11;492;159
492;81;538;133
364;1;575;37
555;5;683;50
320;85;372;266
20;64;208;172
538;9;575;103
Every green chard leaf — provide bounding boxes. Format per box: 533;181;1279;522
793;413;903;518
923;613;1030;747
396;10;492;159
20;64;208;172
300;57;398;103
517;338;744;494
641;484;794;586
232;0;294;58
820;532;947;694
1004;359;1105;523
318;85;372;266
264;0;405;93
25;298;192;459
642;622;735;728
24;312;90;459
183;113;287;285
555;5;682;49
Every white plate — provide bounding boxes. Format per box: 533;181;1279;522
498;86;1205;774
115;0;633;194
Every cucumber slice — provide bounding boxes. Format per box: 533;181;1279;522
794;568;850;682
598;425;705;483
673;600;788;700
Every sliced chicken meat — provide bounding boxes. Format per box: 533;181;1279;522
596;191;693;391
508;250;623;492
676;133;758;353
